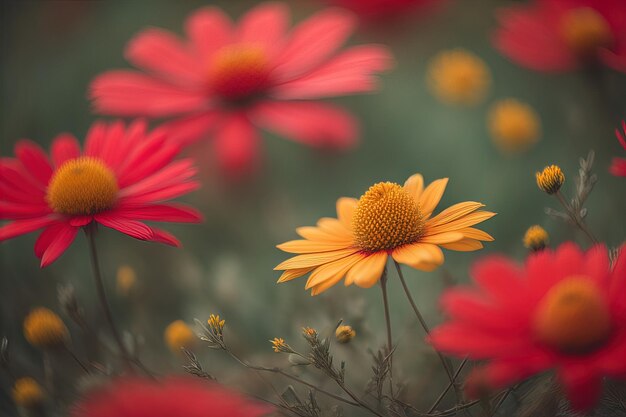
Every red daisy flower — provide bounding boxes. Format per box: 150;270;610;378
493;0;626;73
71;377;271;417
89;2;393;175
610;120;626;177
429;242;626;411
0;120;201;267
322;0;441;21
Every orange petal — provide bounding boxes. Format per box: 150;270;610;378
274;248;357;270
345;251;388;288
441;239;484;251
277;239;351;254
305;253;363;289
277;267;314;283
336;197;357;229
426;201;484;227
418;231;465;244
426;211;496;234
392;243;444;268
404;173;424;201
296;226;353;243
457;227;494;241
418;178;449;218
317;217;352;238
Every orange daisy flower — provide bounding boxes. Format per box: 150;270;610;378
275;174;495;295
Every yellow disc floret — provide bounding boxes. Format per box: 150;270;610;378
352;182;423;252
560;7;614;57
534;277;612;354
164;320;196;353
23;307;69;349
523;225;549;251
488;99;541;153
46;157;118;216
209;44;270;101
427;49;491;106
536;165;565;195
12;377;44;408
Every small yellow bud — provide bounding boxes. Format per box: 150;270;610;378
335;325;356;344
116;265;136;296
270;337;293;353
427;49;491;106
164;320;196;353
488;99;541;153
12;377;44;408
23;308;69;349
207;314;225;336
302;327;317;338
536;165;565;194
523;225;549;251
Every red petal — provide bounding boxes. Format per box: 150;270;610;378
95;214;154;241
251;101;358;148
0;216;56;241
15;140;53;186
213;115;260;176
185;7;232;58
39;223;78;267
51;133;81;167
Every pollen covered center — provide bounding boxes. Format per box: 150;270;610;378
46;157;118;216
534;277;612;354
559;7;614;57
352;182;423;252
208;44;271;102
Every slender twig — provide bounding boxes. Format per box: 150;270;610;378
225;350;360;408
555;191;598;244
379;267;396;400
427;357;468;413
85;227;134;370
393;262;457;390
63;344;90;374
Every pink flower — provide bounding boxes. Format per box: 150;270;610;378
493;0;626;73
90;2;393;175
0;120;201;267
71;377;270;417
430;243;626;411
611;120;626;177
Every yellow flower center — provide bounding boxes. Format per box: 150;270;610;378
208;44;270;102
427;49;491;105
534;277;612;354
23;307;69;349
535;165;565;195
559;8;614;57
46;157;118;216
164;320;195;353
352;182;423;252
12;378;44;408
488;99;541;153
523;225;549;251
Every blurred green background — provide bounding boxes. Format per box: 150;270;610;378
1;0;625;415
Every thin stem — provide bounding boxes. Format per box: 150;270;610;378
63;344;90;374
85;227;133;370
489;388;512;417
393;262;458;396
225;350;360;408
555;191;598;244
427;358;468;413
379;268;395;399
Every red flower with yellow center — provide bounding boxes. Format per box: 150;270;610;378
89;2;393;175
0;120;201;267
430;243;626;411
275;174;495;295
494;0;626;72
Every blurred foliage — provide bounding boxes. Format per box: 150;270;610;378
1;0;625;415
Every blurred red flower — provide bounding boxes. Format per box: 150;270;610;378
71;377;270;417
493;0;626;73
0;120;201;267
611;121;626;177
430;243;626;411
323;0;439;21
90;2;393;176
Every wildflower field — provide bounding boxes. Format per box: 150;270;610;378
1;0;625;416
